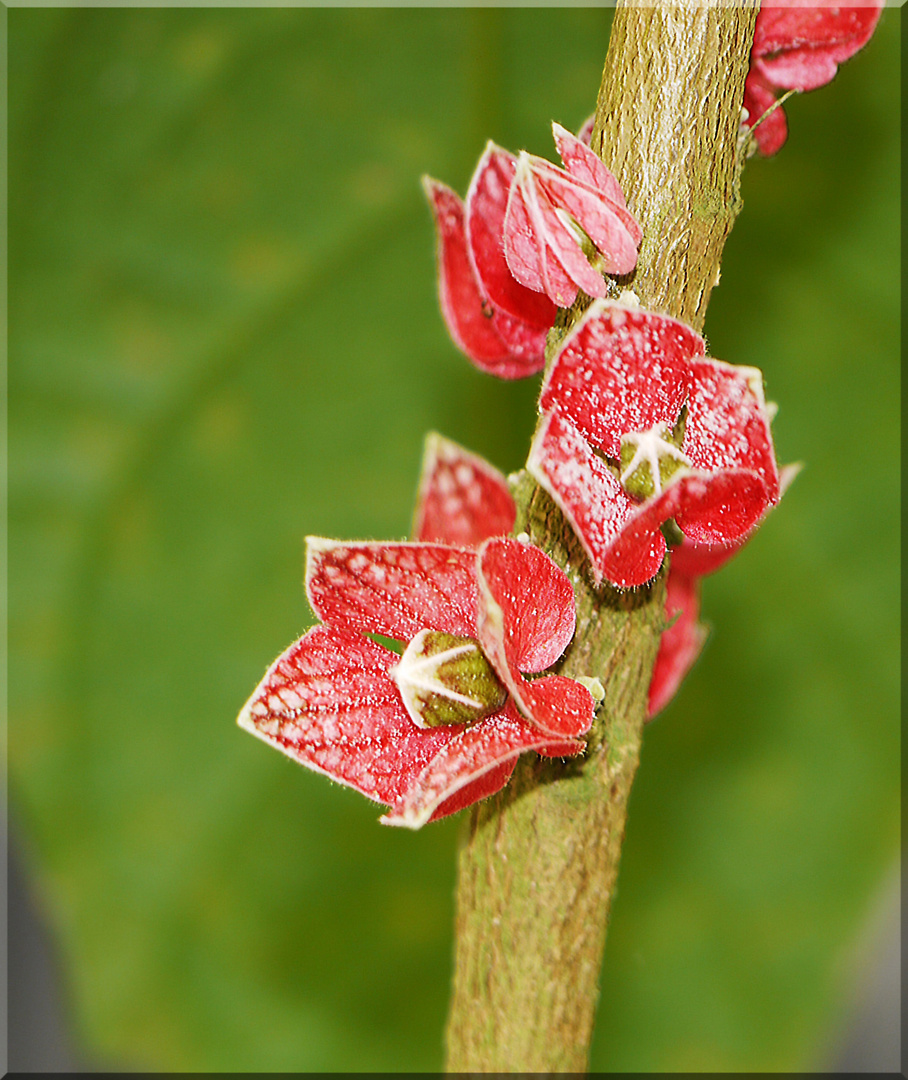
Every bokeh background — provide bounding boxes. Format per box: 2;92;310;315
8;7;900;1073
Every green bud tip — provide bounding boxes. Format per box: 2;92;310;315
391;629;507;729
619;423;691;500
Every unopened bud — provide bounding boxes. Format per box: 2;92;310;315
392;629;507;729
619;423;690;500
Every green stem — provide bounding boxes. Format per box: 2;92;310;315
444;2;758;1072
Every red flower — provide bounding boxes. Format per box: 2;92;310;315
743;1;883;156
238;535;593;828
423;123;641;377
529;300;782;588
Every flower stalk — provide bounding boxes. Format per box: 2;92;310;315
444;3;759;1071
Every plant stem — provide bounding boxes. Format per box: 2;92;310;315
444;2;758;1072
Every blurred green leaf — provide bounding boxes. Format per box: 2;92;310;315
9;8;899;1072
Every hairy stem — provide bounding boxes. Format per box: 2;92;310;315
444;3;758;1072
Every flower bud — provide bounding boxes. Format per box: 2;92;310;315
619;424;690;500
392;629;507;729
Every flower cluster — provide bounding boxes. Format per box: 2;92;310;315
424;122;641;377
240;15;882;824
743;1;883;156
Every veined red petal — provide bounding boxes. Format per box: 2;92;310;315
412;433;516;547
465;142;558;327
527;409;662;587
422;176;525;374
380;703;583;829
504;155;598;307
532;163;640;276
306;539;478;641
540;300;700;458
647;571;707;719
552;121;629;210
238;626;458;806
684;357;781;503
477;537;576;673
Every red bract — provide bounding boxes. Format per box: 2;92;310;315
423;174;551;379
529;300;782;588
238;536;593;829
424;123;641;376
504;124;642;308
648;462;799;717
743;1;882;156
647;568;707;719
413;432;516;546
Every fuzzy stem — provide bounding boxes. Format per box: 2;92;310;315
444;3;758;1073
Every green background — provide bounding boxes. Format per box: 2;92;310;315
8;8;900;1072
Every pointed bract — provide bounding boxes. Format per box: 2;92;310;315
552;122;628;211
647;572;707;719
412;433;516;547
465;143;558;328
423;176;548;378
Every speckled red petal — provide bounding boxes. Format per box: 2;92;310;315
673;470;769;546
684;357;780;503
539;301;701;458
412;433;516;547
755;4;882;91
486;308;549;375
647;570;707;719
381;704;583;829
422;176;520;372
238;626;457;806
504;158;598;307
515;674;594;738
551;122;629;210
527;409;664;587
425;760;516;823
465;143;557;327
305;539;478;641
477;537;577;673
